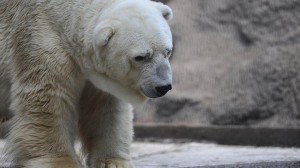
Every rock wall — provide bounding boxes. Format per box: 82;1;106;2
135;0;300;128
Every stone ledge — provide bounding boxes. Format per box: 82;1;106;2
134;125;300;147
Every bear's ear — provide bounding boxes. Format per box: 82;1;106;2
93;25;115;47
151;2;173;20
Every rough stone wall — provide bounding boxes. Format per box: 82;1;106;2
135;0;300;127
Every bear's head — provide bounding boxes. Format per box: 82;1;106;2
87;0;173;105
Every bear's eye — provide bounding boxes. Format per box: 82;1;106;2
134;56;145;62
165;48;172;57
134;52;151;62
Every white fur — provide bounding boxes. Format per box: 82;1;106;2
0;0;173;167
88;72;146;106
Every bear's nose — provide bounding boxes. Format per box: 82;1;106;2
155;84;172;96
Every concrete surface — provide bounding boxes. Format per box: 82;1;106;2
1;140;300;168
132;141;300;168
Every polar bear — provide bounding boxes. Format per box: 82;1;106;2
0;0;173;167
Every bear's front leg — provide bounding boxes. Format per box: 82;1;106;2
79;83;134;168
6;68;84;168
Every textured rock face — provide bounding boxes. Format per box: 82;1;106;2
135;0;300;127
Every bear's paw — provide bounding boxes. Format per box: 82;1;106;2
98;158;134;168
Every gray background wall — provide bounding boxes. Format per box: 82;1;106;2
135;0;300;128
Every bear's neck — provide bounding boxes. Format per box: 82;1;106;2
41;0;88;47
41;0;116;66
